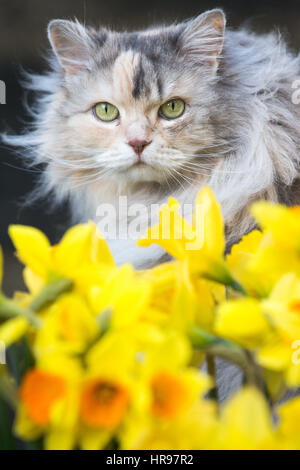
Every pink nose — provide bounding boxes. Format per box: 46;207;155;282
127;139;152;156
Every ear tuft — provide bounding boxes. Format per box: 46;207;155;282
179;9;226;73
210;11;225;33
48;19;94;75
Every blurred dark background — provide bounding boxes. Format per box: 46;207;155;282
1;0;300;295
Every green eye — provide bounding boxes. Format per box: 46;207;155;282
159;99;185;120
93;102;119;122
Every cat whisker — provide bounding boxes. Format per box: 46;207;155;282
179;163;248;175
64;168;115;189
0;161;43;174
168;168;191;191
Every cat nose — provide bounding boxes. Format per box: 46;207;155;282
127;139;152;156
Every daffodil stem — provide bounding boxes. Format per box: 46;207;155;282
29;278;73;312
228;279;247;296
243;350;266;392
189;326;262;388
188;327;220;348
0;278;73;329
0;297;41;328
0;373;18;410
206;354;219;403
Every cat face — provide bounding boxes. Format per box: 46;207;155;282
45;10;225;188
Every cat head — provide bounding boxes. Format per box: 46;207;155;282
31;10;226;199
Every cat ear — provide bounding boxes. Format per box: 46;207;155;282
179;9;226;73
48;19;94;75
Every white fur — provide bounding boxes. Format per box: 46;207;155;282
3;10;300;401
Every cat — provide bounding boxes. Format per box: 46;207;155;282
3;8;300;400
3;8;300;268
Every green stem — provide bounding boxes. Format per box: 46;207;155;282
206;354;219;404
0;373;18;410
29;278;73;312
0;298;41;328
0;278;73;328
189;326;262;388
188;327;220;348
229;279;247;296
244;350;267;393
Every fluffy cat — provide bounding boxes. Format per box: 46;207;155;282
4;8;300;401
3;8;300;268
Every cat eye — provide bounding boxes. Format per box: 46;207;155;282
159;99;185;120
93;102;119;122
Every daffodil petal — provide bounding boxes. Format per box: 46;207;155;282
194;186;225;257
0;317;29;346
9;225;51;278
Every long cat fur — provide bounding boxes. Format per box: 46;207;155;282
3;9;300;399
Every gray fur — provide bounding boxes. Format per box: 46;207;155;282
3;9;300;401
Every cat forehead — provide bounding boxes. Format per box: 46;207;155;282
111;50;160;102
95;28;183;100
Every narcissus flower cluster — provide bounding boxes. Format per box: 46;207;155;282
1;187;300;449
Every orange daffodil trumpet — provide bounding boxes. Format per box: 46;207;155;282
0;187;300;449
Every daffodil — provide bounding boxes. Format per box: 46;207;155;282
88;264;151;327
78;331;152;450
169;260;218;332
239;202;300;295
0;247;25;343
226;230;273;297
138;187;239;288
118;329;214;450
251;202;300;252
257;273;300;386
16;341;134;450
86;263;171;349
215;273;300;389
215;298;270;349
4;189;300;451
276;396;300;449
9;222;115;296
121;400;218;450
141;259;223;332
0;317;29;347
34;293;99;357
212;387;277;449
16;353;82;450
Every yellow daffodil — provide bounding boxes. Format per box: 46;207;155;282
88;264;152;329
9;221;115;295
213;387;277;450
226;230;273;297
0;317;29;347
276;396;300;449
243;202;300;293
138;187;237;287
215;273;300;388
0;245;31;344
77;332;143;449
4;189;300;451
118;330;213;450
141;259;223;332
34;293;99;357
121;400;218;450
257;273;300;386
16;340;134;450
251;202;300;252
16;353;82;450
215;298;270;349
